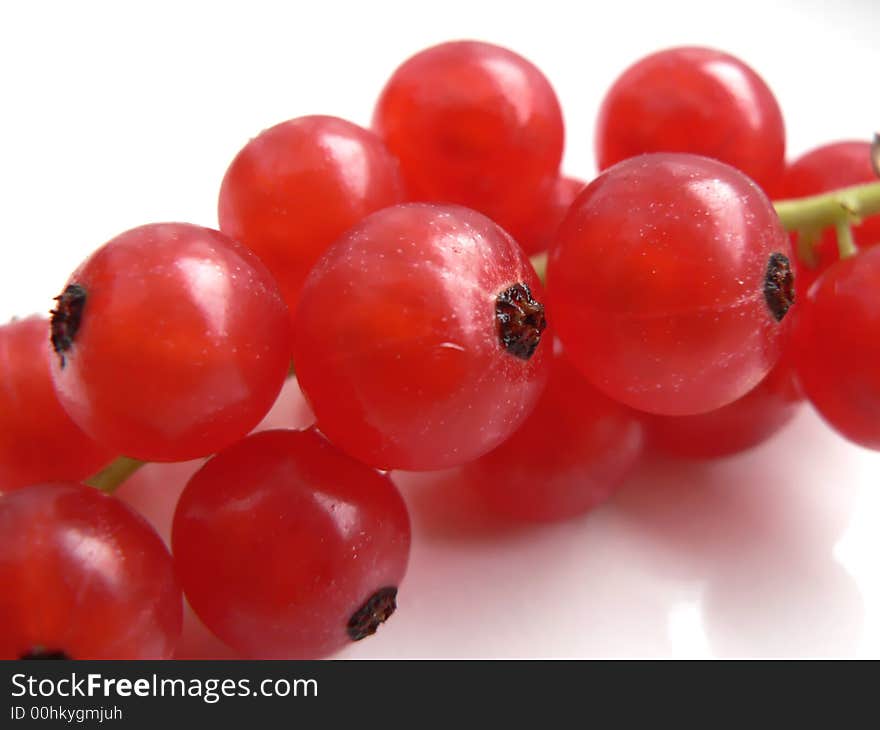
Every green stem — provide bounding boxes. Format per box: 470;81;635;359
773;180;880;232
835;220;858;259
85;456;145;494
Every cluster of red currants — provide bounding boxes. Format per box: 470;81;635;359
1;41;878;660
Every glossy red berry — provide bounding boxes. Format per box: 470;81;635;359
794;247;880;450
647;362;801;459
0;316;112;491
515;175;585;255
115;376;316;547
460;346;644;523
373;40;564;242
782;141;880;293
0;482;181;659
595;47;786;193
50;222;291;462
218;115;405;321
547;153;794;416
293;203;549;471
172;428;411;659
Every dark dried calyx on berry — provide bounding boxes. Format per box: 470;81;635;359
764;253;794;322
347;586;397;641
50;283;87;368
495;282;547;360
20;648;71;660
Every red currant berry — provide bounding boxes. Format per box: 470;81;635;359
782;141;880;293
50;223;291;462
373;40;564;241
293;203;549;471
647;362;801;459
172;429;411;659
218;115;405;321
547;153;794;416
115;459;240;661
794;246;880;449
460;346;644;523
176;602;241;660
595;47;786;193
515;175;585;255
115;377;315;546
0;482;181;659
0;316;112;491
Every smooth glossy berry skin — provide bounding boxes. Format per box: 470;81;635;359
172;429;411;659
795;247;880;450
218;115;405;321
373;40;564;243
782;141;880;293
0;316;112;491
460;346;644;523
116;376;316;548
115;377;319;661
647;362;801;459
547;153;793;416
595;47;786;193
293;203;550;471
0;482;181;659
51;223;291;462
516;176;585;255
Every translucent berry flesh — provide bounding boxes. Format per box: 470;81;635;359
218;115;405;322
0;316;112;491
514;176;585;255
0;482;181;659
172;429;411;659
647;361;802;459
50;222;292;462
547;153;793;416
460;346;644;523
794;246;880;450
595;46;786;193
293;203;550;471
373;40;564;243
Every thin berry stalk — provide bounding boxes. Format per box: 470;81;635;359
773;180;880;233
85;456;144;494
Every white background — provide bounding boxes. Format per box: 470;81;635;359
1;0;878;657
